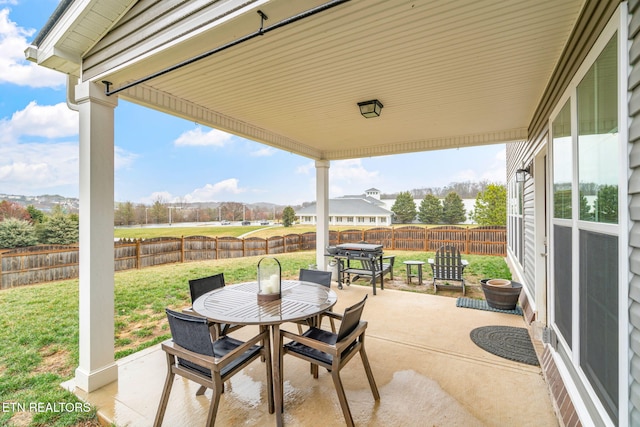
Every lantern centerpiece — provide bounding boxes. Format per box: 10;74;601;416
257;257;281;302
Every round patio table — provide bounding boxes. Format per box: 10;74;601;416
193;280;337;427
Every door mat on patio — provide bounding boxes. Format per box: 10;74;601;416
470;325;539;366
456;297;523;316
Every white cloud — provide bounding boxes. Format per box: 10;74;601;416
294;159;379;199
139;191;175;205
0;99;139;196
331;159;379;182
139;179;248;204
296;159;378;183
115;146;138;170
250;147;275;157
0;101;78;141
0;8;65;88
0;140;78;194
184;179;246;202
450;147;506;184
174;127;233;147
295;162;314;174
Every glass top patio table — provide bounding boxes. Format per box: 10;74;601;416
192;279;337;426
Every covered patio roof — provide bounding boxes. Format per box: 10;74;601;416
28;0;584;160
24;0;590;398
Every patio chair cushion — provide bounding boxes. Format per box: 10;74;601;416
178;336;262;378
284;327;359;366
284;328;337;365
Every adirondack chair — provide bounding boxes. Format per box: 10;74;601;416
428;245;469;295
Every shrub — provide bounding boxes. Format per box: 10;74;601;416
0;218;38;248
38;214;79;245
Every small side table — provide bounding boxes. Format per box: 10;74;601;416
404;260;425;284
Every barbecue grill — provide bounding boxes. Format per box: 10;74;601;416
331;243;383;258
327;243;386;294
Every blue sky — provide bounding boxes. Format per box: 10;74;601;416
0;1;506;206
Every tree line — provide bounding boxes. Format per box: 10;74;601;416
390;184;506;225
114;199;284;226
382;180;496;200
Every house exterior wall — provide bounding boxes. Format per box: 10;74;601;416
627;1;640;423
508;1;630;425
297;215;390;226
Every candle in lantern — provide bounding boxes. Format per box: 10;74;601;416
270;274;279;293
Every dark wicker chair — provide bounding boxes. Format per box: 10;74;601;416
428;245;469;295
154;309;273;427
297;268;335;333
279;295;379;427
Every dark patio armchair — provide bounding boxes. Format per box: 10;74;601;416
428;245;469;295
186;273;243;340
154;309;273;427
296;268;336;333
279;295;379;427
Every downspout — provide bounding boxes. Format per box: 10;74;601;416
66;75;79;111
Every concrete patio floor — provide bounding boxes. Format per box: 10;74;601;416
64;284;558;426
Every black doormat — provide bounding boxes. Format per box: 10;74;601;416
456;297;523;316
470;325;539;366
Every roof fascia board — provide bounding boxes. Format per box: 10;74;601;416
82;0;270;83
25;0;136;72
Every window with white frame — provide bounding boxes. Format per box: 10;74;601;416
549;32;620;424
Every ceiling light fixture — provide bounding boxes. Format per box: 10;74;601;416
358;99;383;118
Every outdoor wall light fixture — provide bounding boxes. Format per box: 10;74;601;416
516;164;532;182
358;99;383;118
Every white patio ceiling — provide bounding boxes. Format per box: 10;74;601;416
30;0;585;160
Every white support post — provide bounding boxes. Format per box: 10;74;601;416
315;160;330;270
74;81;118;392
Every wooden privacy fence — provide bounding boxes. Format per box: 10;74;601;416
0;226;506;289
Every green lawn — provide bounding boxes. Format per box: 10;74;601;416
0;250;510;426
114;225;265;239
113;224;391;239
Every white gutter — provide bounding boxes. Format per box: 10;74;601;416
66;75;79;111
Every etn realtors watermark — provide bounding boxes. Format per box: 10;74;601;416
2;401;91;413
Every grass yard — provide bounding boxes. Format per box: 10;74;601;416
0;250;510;426
113;223;477;240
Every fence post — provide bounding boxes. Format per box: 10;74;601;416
181;236;185;263
136;239;141;269
391;226;395;250
215;237;219;259
424;228;429;252
265;237;269;255
465;228;471;254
